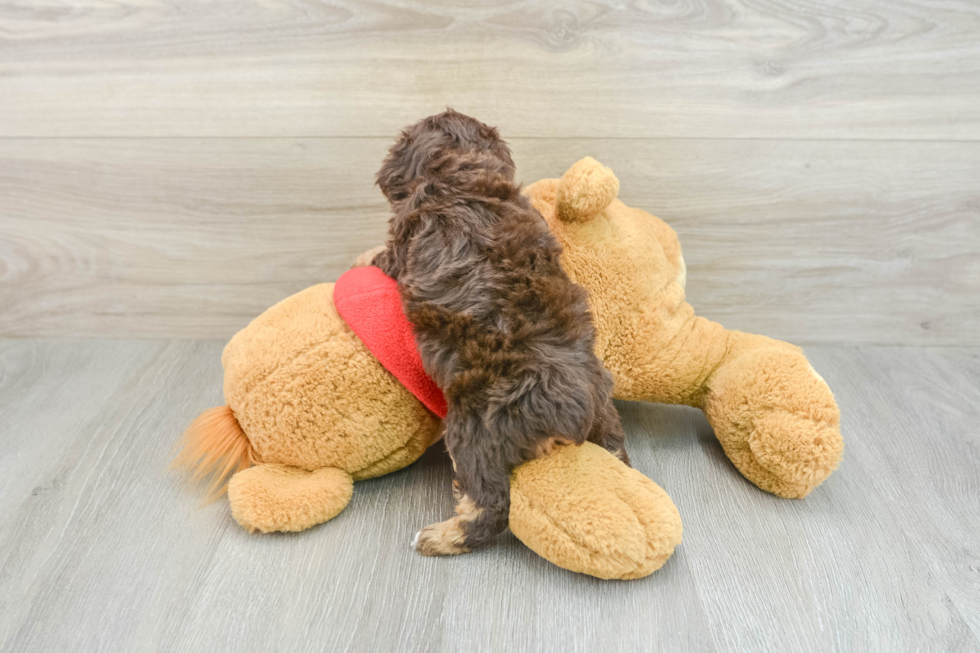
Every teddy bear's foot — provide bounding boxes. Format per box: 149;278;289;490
510;442;682;579
227;463;353;533
413;517;473;556
711;413;842;499
702;344;843;499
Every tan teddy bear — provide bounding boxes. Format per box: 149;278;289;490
175;157;842;580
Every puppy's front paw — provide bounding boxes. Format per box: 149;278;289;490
414;517;472;556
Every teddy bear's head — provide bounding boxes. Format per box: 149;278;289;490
523;157;687;364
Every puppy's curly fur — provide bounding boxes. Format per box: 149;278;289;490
374;110;628;556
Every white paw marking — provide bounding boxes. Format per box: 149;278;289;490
410;530;421;550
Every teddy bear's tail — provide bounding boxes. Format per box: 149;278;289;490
170;406;259;504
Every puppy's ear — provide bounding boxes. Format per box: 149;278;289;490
556;157;620;223
476;123;516;179
376;133;417;203
377;129;446;203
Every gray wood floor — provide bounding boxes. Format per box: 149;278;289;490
1;339;977;652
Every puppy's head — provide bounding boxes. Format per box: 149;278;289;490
377;109;515;203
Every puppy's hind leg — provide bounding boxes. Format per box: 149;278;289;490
414;414;511;556
413;490;496;557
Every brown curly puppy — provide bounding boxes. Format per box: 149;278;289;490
373;110;628;556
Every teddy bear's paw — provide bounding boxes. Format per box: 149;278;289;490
414;517;473;557
748;410;844;489
228;464;353;533
509;442;682;580
702;345;843;499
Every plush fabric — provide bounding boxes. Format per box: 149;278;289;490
221;283;441;481
510;442;681;580
334;266;447;419
178;156;843;580
229;464;354;533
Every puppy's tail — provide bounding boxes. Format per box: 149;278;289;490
170;406;259;504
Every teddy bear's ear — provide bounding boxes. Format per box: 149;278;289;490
556;157;620;223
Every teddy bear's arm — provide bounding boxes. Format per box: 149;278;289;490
509;441;681;579
622;305;843;498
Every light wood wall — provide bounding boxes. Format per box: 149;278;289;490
1;0;978;344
